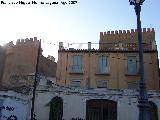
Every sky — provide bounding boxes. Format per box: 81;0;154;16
0;0;159;61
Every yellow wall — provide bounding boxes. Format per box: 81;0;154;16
56;51;159;90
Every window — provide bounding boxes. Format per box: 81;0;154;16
127;56;137;75
128;82;138;89
97;80;107;88
97;55;108;74
86;99;117;120
70;80;81;87
72;55;82;73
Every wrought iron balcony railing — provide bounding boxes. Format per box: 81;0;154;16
69;65;83;74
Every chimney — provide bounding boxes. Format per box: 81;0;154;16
59;42;64;50
88;42;91;50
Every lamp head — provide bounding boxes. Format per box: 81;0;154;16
129;0;145;5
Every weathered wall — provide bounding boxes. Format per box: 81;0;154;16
39;55;57;77
34;86;160;120
1;37;57;87
0;91;31;120
1;38;39;86
1;85;160;120
0;46;5;84
34;92;52;120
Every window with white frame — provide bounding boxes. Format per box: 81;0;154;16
70;80;81;87
128;82;138;89
127;56;137;75
97;80;107;88
97;55;108;74
72;55;82;72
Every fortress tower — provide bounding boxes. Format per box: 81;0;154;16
99;28;156;50
1;37;40;87
0;37;57;87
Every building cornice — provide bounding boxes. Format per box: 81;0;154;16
58;49;157;53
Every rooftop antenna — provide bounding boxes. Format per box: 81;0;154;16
77;43;83;49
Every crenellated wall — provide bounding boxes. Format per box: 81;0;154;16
1;37;56;87
1;37;40;87
16;37;39;46
99;28;155;50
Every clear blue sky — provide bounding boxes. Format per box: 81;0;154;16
0;0;159;60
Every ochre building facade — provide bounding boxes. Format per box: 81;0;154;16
56;28;160;90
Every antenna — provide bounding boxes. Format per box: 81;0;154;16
76;43;83;49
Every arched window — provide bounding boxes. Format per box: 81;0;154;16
86;99;117;120
149;101;158;120
49;96;63;120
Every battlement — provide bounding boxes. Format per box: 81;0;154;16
4;41;14;47
16;37;39;45
4;37;40;48
3;37;41;55
100;28;154;38
99;28;156;50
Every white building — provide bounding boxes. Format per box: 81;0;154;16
35;83;160;120
0;76;160;120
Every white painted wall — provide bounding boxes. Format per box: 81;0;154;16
0;91;31;120
34;88;160;120
63;94;86;120
1;88;160;120
117;97;139;120
34;92;56;120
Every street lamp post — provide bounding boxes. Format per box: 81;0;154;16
129;0;150;120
